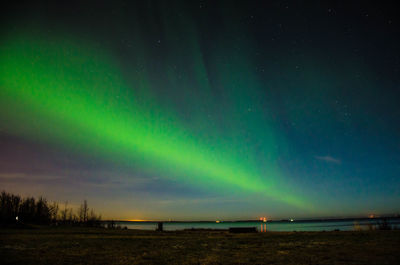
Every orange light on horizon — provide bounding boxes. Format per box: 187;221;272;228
126;219;154;222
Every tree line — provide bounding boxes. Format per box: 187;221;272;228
0;191;101;227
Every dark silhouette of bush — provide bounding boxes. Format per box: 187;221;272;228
1;191;23;224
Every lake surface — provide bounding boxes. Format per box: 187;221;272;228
116;218;400;232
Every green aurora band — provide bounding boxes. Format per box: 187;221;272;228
0;30;310;210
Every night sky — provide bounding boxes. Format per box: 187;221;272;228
1;1;399;220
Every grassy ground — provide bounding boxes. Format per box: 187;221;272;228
1;227;400;264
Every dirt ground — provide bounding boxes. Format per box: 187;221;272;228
1;227;400;264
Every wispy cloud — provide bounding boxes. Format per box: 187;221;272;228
315;155;341;164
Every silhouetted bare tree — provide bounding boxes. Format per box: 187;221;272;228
60;201;69;223
49;201;59;223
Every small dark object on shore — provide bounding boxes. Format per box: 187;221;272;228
229;227;257;233
157;222;163;231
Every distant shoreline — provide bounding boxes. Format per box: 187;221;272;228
106;216;400;223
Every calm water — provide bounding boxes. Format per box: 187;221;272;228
116;218;400;232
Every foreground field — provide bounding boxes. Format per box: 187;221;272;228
1;227;399;264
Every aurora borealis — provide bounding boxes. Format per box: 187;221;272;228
1;1;399;220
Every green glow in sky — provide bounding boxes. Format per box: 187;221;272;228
0;31;309;210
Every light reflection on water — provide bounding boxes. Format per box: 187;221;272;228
116;218;400;232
